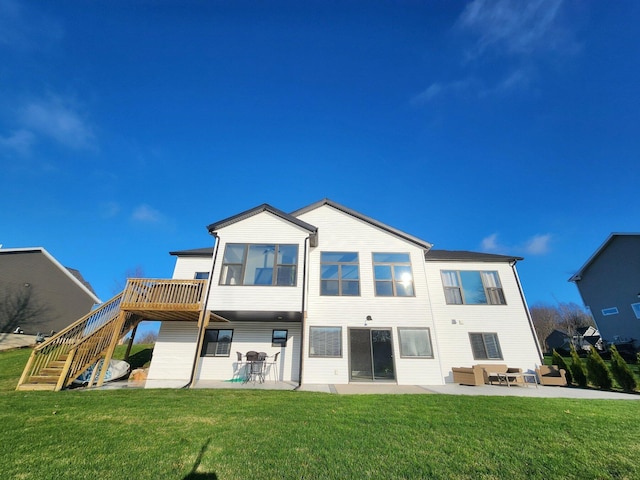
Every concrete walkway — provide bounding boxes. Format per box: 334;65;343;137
0;334;38;351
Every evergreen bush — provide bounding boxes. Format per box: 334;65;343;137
551;349;573;385
610;345;638;392
570;345;587;388
586;346;612;389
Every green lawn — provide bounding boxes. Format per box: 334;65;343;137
2;348;640;479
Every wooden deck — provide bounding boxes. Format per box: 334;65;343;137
120;278;207;321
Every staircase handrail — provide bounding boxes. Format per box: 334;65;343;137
18;294;124;387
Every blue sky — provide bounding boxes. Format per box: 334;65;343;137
1;0;639;311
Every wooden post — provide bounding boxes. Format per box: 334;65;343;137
124;323;138;362
55;348;77;391
96;312;127;387
190;310;210;389
16;350;37;390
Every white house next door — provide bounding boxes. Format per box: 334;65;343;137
349;328;395;382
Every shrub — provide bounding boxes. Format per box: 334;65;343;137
586;346;612;389
610;345;638;392
570;345;587;388
551;349;573;385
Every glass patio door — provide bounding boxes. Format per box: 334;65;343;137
349;329;395;382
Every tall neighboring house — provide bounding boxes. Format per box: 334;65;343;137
0;247;101;335
17;200;543;390
569;233;640;349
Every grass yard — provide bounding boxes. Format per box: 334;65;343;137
2;348;640;479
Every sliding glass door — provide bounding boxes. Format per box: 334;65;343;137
349;328;395;382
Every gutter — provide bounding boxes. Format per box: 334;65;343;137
297;235;310;389
183;232;220;389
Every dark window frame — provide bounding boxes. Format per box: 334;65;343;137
320;252;360;296
201;329;234;357
219;243;298;287
469;332;503;360
272;329;288;347
372;252;415;297
309;326;342;358
441;270;506;305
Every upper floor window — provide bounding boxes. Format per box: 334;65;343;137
219;243;298;286
320;252;360;296
373;253;414;297
441;270;506;305
194;272;209;279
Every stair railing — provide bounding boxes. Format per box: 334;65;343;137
17;294;125;389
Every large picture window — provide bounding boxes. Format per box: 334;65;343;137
309;327;342;357
469;332;503;360
320;252;360;296
373;253;414;297
219;243;298;286
398;328;434;358
441;270;506;305
201;329;234;357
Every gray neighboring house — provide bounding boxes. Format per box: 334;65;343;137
0;247;101;335
569;233;640;349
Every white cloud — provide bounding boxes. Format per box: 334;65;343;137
0;129;35;155
481;233;502;252
480;232;552;256
131;204;164;224
457;0;575;58
411;79;476;104
523;233;552;255
19;97;96;150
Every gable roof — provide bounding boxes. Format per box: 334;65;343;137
425;249;523;263
291;199;433;251
206;203;318;245
569;233;640;282
0;247;101;302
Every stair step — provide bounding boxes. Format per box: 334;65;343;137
40;368;64;375
28;376;59;384
49;361;67;367
16;384;57;391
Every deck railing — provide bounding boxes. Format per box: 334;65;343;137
121;278;207;311
18;294;125;388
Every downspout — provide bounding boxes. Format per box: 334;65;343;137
511;260;544;364
183;232;220;388
296;235;310;389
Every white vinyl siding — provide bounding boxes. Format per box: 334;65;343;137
207;212;308;312
146;321;198;384
297;205;443;385
197;322;301;382
172;256;213;280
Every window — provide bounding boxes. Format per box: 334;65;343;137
272;329;288;347
309;327;342;357
441;270;506;305
469;332;503;360
373;253;414;297
194;272;209;279
320;252;360;296
201;329;234;357
219;243;298;286
632;303;640;320
398;328;434;358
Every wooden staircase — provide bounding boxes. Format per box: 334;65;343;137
16;278;207;391
16;294;141;391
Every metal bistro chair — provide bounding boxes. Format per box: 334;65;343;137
265;352;280;381
244;351;264;384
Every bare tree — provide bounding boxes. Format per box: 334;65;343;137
111;265;146;295
135;330;158;345
530;301;595;352
530;304;558;352
0;283;49;339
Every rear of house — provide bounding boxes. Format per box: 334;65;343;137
146;199;542;387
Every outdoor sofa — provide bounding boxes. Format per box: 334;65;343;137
535;365;567;386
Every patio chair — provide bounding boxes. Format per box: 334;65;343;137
266;352;280;381
244;351;264;384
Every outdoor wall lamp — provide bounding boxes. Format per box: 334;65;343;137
366;315;373;321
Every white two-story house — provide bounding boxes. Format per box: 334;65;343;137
146;199;542;387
